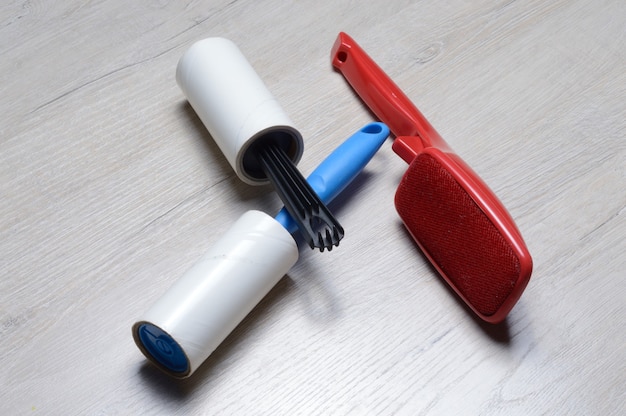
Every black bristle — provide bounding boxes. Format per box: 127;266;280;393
257;143;344;251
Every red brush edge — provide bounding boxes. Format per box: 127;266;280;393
331;32;532;323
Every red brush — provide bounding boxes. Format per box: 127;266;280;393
331;32;532;323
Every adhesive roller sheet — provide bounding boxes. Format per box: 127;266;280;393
176;37;304;185
133;210;299;378
177;37;345;252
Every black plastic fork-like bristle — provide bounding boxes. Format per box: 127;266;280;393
256;143;344;252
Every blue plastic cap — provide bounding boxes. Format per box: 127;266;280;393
136;323;189;375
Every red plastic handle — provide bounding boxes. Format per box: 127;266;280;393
331;32;450;154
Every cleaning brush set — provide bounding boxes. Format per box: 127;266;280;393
132;37;389;378
133;34;532;378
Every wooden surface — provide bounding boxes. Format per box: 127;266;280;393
1;0;624;414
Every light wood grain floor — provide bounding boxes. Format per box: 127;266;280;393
1;0;624;414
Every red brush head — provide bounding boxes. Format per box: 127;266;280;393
395;149;532;323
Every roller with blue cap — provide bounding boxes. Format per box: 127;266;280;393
132;122;389;378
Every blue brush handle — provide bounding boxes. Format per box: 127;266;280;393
275;122;389;234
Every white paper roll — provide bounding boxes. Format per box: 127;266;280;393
176;37;304;185
132;210;299;378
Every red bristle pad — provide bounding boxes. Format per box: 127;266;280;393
395;153;521;317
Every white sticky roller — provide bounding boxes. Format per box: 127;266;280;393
132;210;299;378
176;37;304;185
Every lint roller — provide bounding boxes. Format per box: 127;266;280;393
177;37;342;252
331;32;532;323
133;122;390;378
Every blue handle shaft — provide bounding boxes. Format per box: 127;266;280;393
275;122;389;234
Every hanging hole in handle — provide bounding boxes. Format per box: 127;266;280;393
336;51;348;64
360;123;383;134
